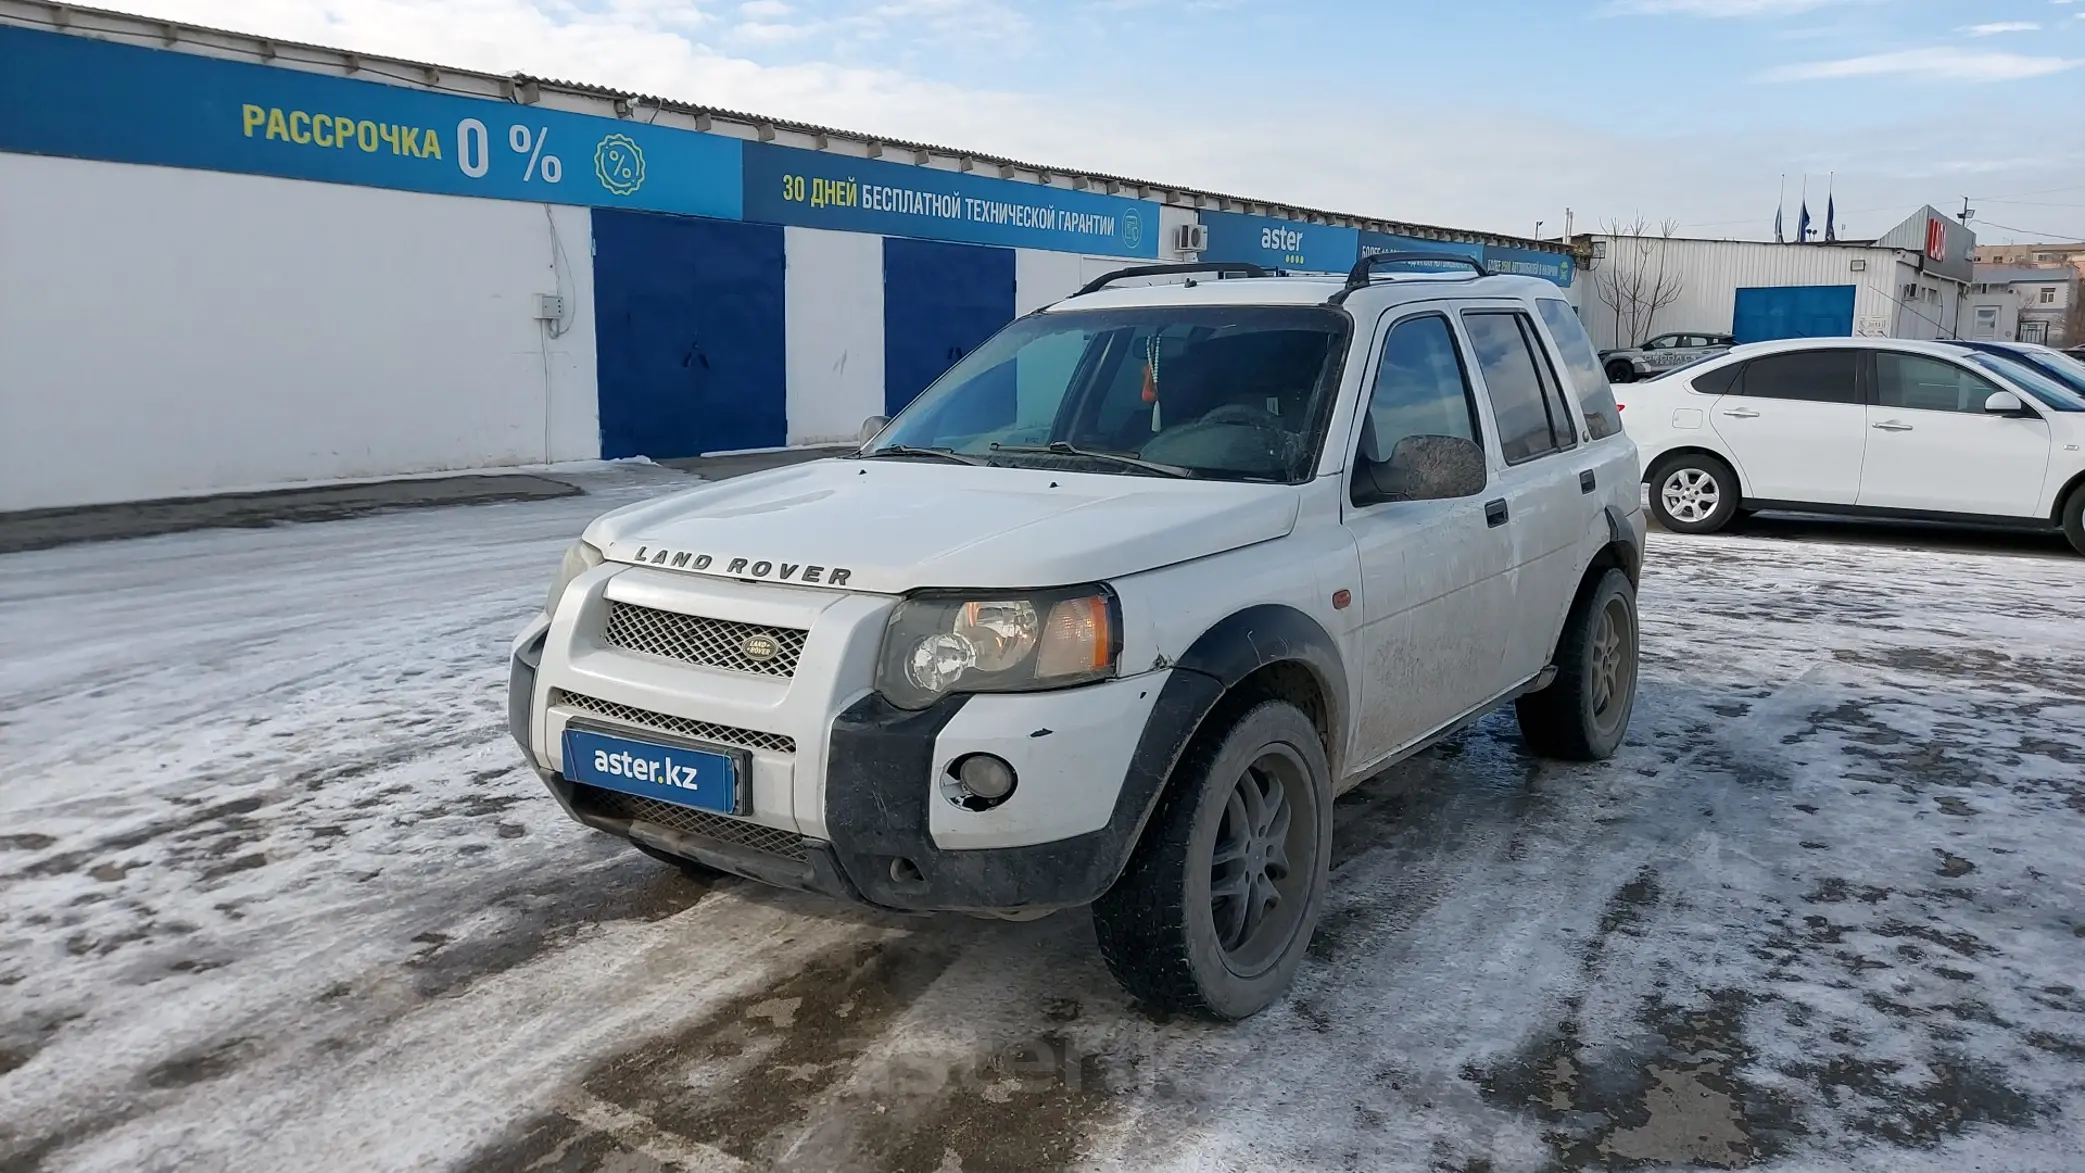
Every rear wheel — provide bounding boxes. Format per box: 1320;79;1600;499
2062;486;2085;557
1648;452;1741;534
1517;569;1639;761
1093;700;1331;1020
1605;359;1635;384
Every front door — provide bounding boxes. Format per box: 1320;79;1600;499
1343;309;1515;768
1857;352;2052;517
1708;347;1868;505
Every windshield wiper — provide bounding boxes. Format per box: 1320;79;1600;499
858;445;990;466
989;442;1194;478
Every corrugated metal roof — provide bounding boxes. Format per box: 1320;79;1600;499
6;0;1573;257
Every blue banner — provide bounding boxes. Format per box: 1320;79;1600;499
1482;244;1575;287
742;142;1157;258
1357;231;1487;276
0;24;742;219
1200;211;1359;274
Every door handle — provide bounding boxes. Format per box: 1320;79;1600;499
1484;498;1509;527
1872;421;1914;432
1721;408;1761;419
1579;469;1597;494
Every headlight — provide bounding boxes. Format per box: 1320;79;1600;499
876;586;1120;710
545;540;604;616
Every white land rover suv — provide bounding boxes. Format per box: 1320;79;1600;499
511;256;1648;1019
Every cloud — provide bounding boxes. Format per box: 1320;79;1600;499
1960;21;2041;35
738;0;790;14
1603;0;1857;16
1763;46;2083;82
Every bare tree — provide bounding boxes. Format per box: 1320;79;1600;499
1592;216;1687;348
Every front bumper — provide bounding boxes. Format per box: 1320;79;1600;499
509;597;1182;914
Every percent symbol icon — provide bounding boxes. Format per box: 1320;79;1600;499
508;125;563;184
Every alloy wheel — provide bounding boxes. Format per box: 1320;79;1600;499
1660;467;1721;524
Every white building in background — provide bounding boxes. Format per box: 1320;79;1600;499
0;1;1577;514
1575;207;1976;351
1966;266;2077;347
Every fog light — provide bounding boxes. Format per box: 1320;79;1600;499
942;753;1018;811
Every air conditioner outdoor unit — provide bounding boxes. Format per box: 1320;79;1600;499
1175;223;1209;253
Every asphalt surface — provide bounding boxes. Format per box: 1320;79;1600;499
2;465;2082;1172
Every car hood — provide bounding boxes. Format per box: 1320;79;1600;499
584;458;1302;595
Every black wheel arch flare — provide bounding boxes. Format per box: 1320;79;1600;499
819;603;1349;912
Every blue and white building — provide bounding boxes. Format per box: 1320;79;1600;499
0;1;1577;512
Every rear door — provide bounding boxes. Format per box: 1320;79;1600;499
1857;351;2051;517
1459;306;1587;687
1707;348;1867;505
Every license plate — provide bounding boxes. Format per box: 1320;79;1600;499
561;726;742;815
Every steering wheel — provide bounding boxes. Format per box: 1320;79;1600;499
1197;402;1284;429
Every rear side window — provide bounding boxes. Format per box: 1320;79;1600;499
1463;310;1566;464
1690;362;1744;396
1735;350;1861;404
1535;299;1622;439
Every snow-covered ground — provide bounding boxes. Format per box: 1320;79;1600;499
3;474;2082;1173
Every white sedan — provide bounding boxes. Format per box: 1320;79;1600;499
1619;336;2085;555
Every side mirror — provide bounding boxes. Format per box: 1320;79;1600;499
859;415;889;443
1353;434;1488;506
1983;391;2027;416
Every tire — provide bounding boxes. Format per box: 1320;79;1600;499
1605;359;1635;384
1647;452;1741;534
1517;569;1640;761
1093;700;1332;1020
2063;486;2085;557
633;840;722;878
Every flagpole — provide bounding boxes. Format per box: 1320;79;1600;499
1776;173;1786;243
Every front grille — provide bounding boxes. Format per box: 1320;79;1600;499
603;603;807;678
553;689;796;755
573;784;808;862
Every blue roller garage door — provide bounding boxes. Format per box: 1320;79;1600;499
1732;285;1857;344
593;210;787;459
882;238;1017;417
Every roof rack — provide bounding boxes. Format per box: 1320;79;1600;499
1074;262;1270;297
1329;253;1490;305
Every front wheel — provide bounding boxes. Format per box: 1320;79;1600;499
1093;700;1331;1020
1517;569;1639;761
2062;486;2085;557
1648;453;1741;534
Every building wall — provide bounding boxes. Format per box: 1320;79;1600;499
1963;289;2021;341
0;152;600;512
1577;238;1901;350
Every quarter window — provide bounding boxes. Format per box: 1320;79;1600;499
1875;353;2004;415
1733;350;1861;404
1463;310;1566;464
1357;314;1481;471
1535;298;1622;440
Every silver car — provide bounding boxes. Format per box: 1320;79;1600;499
1599;331;1735;383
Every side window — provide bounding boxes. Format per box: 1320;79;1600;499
1522;316;1579;451
1536;298;1623;439
1462;310;1563;464
1735;350;1861;404
1357;314;1481;468
1875;353;2004;414
1690;361;1744;396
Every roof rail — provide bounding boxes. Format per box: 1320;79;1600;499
1074;262;1269;297
1329;252;1489;304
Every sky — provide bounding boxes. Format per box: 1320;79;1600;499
91;0;2085;245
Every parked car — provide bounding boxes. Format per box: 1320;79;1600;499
1598;331;1736;384
510;257;1648;1019
1949;339;2085;405
1619;337;2085;554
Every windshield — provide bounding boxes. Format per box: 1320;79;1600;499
864;306;1350;482
1964;352;2085;412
